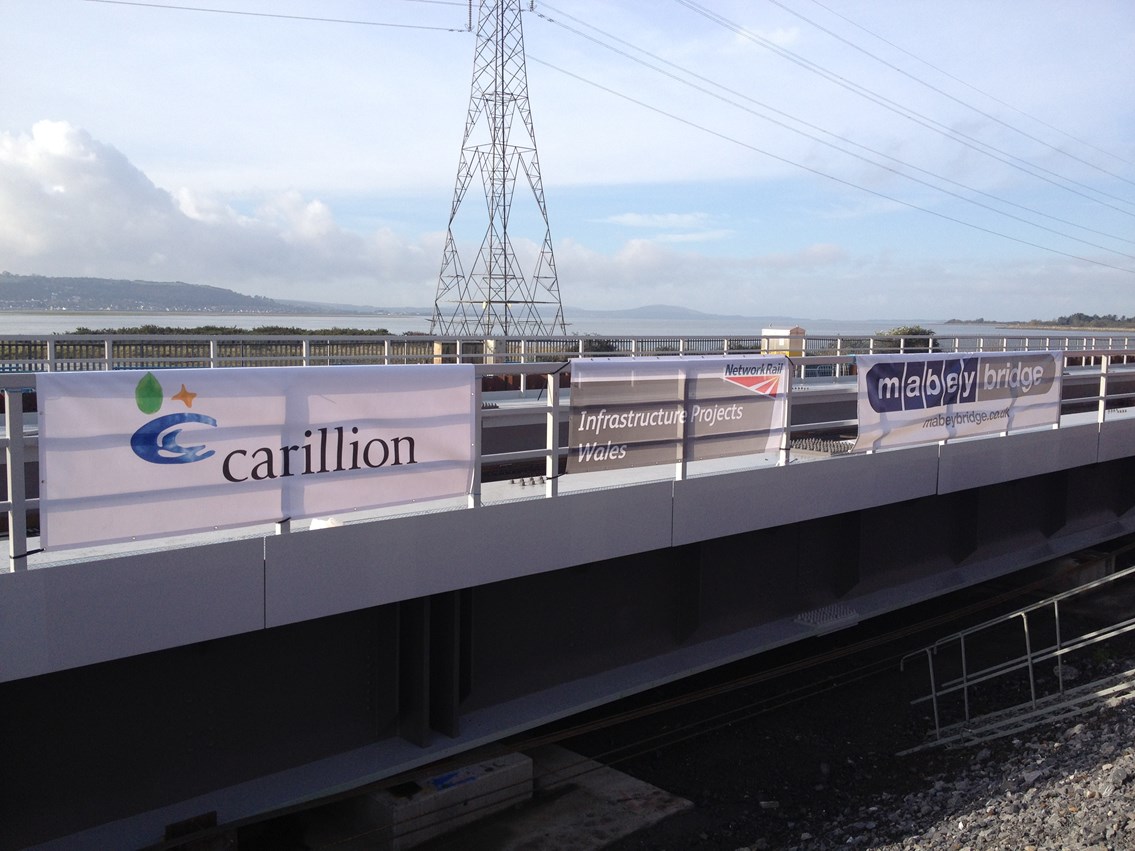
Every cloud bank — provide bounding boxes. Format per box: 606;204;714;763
0;121;438;306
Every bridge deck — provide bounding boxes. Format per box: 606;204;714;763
3;349;1135;849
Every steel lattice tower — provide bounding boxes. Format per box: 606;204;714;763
431;0;566;337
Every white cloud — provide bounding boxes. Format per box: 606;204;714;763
602;212;712;229
0;121;441;306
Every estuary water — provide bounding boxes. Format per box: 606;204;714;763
0;310;1119;342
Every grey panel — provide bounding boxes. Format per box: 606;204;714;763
1099;417;1135;462
671;445;940;545
264;481;674;627
0;539;264;682
938;424;1099;494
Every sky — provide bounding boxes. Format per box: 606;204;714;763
0;0;1133;322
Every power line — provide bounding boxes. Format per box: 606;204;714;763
671;0;1135;215
527;56;1135;276
535;3;1135;260
801;0;1135;171
81;0;469;31
764;0;1135;190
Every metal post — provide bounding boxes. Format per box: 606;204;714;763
5;390;29;572
960;634;970;722
468;380;483;508
1054;599;1065;695
1019;612;1038;708
675;372;689;481
545;370;559;498
780;367;793;466
925;648;941;740
1098;354;1110;424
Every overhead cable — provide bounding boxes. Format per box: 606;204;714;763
801;0;1135;171
82;0;468;31
764;0;1135;189
528;56;1135;277
671;0;1135;213
536;3;1135;257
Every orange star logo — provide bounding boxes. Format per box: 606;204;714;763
172;384;198;408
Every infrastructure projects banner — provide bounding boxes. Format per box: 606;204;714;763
567;355;790;473
38;364;476;549
853;351;1063;452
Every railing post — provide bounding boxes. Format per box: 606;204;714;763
1098;354;1110;423
925;648;941;740
104;339;113;370
1019;612;1037;709
1054;598;1065;695
468;379;483;508
545;370;559;498
5;389;29;572
960;634;970;722
302;339;312;367
210;339;219;369
520;339;528;395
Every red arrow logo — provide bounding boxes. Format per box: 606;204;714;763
723;374;781;396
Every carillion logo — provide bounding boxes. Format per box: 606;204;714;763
128;371;420;482
130;372;217;464
866;355;1055;413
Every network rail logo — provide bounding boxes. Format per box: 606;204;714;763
865;355;1055;414
130;372;217;464
721;361;784;396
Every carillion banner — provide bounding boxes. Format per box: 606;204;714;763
567;356;790;473
853;351;1063;452
38;364;476;549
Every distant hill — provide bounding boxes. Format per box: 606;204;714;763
0;272;369;314
568;304;738;321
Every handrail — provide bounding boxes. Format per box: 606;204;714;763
2;332;1134;372
901;550;1135;745
4;346;1135;572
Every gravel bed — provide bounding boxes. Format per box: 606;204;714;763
758;696;1135;851
591;653;1135;851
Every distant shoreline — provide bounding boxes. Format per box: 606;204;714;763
1000;323;1135;333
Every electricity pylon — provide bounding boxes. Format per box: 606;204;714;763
431;0;566;337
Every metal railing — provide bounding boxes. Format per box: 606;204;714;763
3;332;1134;373
4;343;1135;573
901;545;1135;750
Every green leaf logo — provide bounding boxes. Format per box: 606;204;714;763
135;372;164;414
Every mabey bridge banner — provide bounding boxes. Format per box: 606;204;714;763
38;364;476;549
853;351;1063;452
567;355;790;473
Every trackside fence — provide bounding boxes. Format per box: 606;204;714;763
900;542;1135;750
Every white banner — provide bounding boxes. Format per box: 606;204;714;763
853;351;1063;452
568;355;790;472
39;364;476;549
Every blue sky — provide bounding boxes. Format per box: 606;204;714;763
0;0;1132;321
